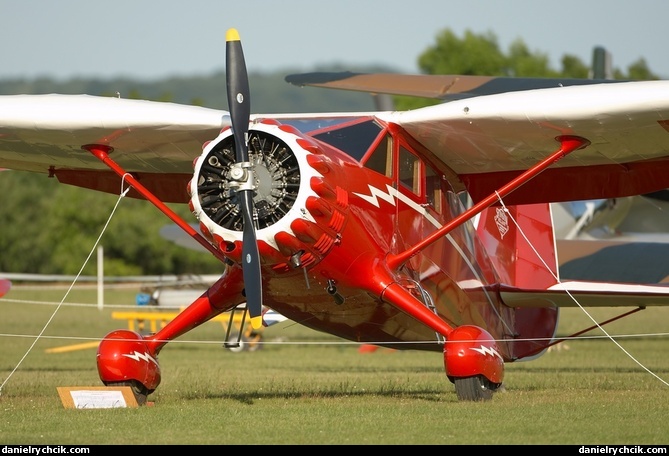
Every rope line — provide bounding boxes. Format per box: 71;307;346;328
1;176;667;392
0;330;667;346
495;190;669;387
0;177;131;395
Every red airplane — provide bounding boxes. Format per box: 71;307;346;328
2;29;669;404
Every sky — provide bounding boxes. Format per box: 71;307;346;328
1;0;668;81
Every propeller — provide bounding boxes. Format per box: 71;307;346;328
225;28;263;329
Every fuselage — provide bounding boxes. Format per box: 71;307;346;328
187;114;549;360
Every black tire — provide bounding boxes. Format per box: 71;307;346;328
223;332;247;353
106;380;150;406
453;375;499;401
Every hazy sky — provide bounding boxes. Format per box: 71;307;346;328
1;0;667;81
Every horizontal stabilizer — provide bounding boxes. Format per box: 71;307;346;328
500;281;669;308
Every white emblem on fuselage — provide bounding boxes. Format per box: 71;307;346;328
494;207;509;239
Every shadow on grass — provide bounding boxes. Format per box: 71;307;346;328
180;386;453;404
508;365;669;374
1;366;95;373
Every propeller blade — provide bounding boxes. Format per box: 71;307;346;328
225;28;263;329
225;28;251;163
240;191;262;329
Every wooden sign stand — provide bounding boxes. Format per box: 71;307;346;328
57;386;139;409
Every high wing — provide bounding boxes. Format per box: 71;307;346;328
5;80;669;204
0;94;229;202
289;73;669;205
3;80;669;309
385;80;669;205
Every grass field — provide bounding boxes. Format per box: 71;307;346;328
1;282;668;445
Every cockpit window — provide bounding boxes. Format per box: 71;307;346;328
363;134;391;177
279;117;358;133
312;120;383;161
277;116;384;161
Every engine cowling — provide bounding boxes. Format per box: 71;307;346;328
188;119;349;274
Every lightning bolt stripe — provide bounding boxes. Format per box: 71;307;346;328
470;345;503;360
123;350;159;366
353;184;440;227
353;183;513;334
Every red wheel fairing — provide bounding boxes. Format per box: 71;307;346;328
444;325;504;384
96;330;161;392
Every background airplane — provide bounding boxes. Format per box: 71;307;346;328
0;278;10;298
2;30;669;404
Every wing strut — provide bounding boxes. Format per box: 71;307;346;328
386;135;591;270
82;143;229;264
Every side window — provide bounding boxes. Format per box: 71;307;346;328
392;140;446;215
363;135;392;177
398;144;444;214
398;145;420;194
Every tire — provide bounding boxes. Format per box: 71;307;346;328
453;375;499;402
223;332;247;353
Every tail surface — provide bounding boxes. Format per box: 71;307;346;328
477;203;559;289
476;203;560;361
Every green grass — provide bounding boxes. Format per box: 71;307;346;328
1;283;668;444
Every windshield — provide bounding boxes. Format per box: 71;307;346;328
280;117;384;162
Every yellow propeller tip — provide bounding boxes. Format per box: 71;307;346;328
250;316;263;330
226;28;240;42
